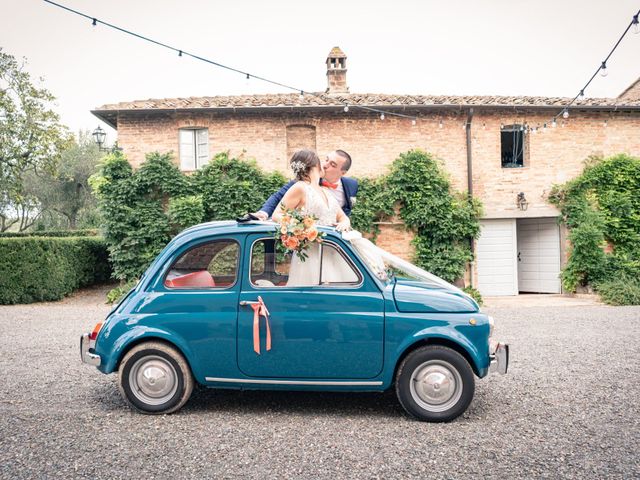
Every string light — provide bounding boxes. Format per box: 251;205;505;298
343;104;349;113
600;61;608;77
552;119;557;128
44;1;639;131
299;90;304;100
411;119;417;126
550;8;639;128
439;119;444;128
604;119;608;127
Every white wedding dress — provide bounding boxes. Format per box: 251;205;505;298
282;183;354;286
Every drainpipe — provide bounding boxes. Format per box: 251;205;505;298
465;108;475;287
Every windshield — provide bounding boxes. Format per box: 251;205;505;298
344;231;458;290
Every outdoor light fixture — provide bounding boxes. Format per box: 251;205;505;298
562;109;570;119
516;192;529;211
600;61;608;77
92;126;107;150
633;14;639;34
92;126;121;153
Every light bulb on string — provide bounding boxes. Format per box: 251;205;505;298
600;61;608;77
380;113;385;120
299;91;305;101
552;119;557;128
604;119;608;128
343;104;349;113
439;119;444;129
411;119;417;126
543;123;547;132
633;14;639;34
579;89;585;99
562;109;569;119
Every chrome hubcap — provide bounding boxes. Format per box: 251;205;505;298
410;360;463;412
130;356;178;406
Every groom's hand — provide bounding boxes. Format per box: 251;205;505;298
253;211;268;221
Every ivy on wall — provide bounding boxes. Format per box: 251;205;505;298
92;149;480;285
549;153;640;301
351;150;482;283
90;151;285;281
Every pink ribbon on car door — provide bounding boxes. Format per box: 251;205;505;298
251;296;271;354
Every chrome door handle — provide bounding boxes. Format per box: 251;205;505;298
239;300;260;306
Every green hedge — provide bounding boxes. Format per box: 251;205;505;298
0;229;99;238
0;236;112;304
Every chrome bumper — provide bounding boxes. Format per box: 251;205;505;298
80;333;101;366
489;341;509;375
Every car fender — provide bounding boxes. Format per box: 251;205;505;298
101;326;198;378
391;326;486;379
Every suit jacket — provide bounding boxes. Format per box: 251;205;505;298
261;177;359;217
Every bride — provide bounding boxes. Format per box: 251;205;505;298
272;149;351;286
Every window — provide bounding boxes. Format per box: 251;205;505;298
501;124;526;168
250;238;361;287
179;128;209;171
164;240;239;289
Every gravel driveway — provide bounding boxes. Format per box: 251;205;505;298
1;286;638;479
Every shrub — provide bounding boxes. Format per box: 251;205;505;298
91;151;285;281
0;229;99;238
0;236;112;304
353;150;481;283
596;278;640;306
462;286;483;306
550;153;640;292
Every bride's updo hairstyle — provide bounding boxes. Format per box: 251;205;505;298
290;149;320;181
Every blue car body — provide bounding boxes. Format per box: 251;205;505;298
90;221;494;392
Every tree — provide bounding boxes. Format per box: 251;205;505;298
27;132;103;229
0;48;72;231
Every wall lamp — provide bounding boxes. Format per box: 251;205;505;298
516;192;529;211
92;126;122;152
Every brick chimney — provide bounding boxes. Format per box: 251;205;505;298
326;47;348;94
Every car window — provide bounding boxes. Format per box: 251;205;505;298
165;239;239;289
250;238;361;287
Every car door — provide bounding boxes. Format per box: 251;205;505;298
237;234;385;379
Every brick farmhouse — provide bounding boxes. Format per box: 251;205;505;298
92;47;640;296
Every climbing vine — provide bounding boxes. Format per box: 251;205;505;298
549;153;640;300
352;150;482;283
92;149;480;286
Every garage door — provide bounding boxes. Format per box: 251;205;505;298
517;218;561;293
476;219;518;296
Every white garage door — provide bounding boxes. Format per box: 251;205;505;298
476;219;518;296
517;218;561;293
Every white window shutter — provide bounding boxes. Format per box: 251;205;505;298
196;129;209;168
179;130;196;171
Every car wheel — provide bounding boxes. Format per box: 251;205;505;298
118;341;194;414
395;345;475;422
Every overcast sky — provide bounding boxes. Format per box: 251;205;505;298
2;0;639;142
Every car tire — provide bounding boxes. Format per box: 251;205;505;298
395;345;475;422
118;341;194;414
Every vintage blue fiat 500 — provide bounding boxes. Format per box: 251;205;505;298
81;221;508;422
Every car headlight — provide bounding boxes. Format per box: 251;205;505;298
488;315;494;337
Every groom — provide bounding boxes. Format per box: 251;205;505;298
254;149;358;220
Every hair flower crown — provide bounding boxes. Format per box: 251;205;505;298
290;160;306;174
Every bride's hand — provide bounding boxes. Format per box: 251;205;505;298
335;218;351;232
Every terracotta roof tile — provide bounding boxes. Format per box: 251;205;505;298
94;92;640;112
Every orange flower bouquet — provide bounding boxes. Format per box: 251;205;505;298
274;206;325;261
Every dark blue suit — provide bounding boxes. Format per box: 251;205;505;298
260;177;359;217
